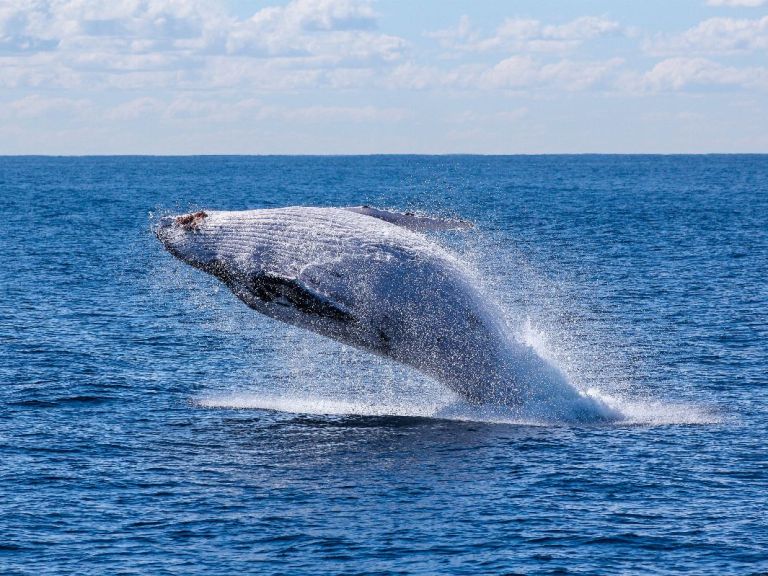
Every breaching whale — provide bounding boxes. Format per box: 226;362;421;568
156;206;614;420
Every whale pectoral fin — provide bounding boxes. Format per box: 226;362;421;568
344;206;474;232
249;272;356;324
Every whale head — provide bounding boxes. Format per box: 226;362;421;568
155;208;366;333
155;210;244;279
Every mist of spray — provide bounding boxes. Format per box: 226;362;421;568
150;208;720;426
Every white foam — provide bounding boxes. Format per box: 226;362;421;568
196;389;721;427
197;392;444;419
585;389;723;426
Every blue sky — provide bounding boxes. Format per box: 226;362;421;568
1;0;767;153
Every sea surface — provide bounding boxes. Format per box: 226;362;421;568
1;155;766;575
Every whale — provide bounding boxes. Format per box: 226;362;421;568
156;206;614;420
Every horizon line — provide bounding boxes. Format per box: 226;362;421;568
1;152;766;158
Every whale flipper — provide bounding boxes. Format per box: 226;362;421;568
344;206;473;232
247;272;356;324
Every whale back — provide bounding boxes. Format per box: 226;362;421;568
192;207;460;275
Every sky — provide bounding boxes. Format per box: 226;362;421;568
1;0;767;154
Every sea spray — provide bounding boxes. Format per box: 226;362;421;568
157;204;712;426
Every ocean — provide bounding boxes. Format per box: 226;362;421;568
1;155;766;574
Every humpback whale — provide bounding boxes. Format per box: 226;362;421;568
156;206;613;420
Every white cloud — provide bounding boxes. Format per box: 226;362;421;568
2;2;768;153
447;108;529;124
223;0;404;62
382;55;625;93
706;0;767;7
429;15;622;54
482;56;624;91
0;0;227;54
647;16;768;54
0;0;405;91
275;104;410;122
377;60;470;90
104;96;409;124
105;96;165;120
243;0;378;33
0;94;90;118
642;57;768;90
0;2;626;97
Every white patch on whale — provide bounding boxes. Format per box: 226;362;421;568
156;206;621;422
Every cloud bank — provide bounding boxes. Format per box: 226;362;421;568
1;0;766;153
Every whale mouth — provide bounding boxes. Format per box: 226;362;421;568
155;211;209;244
155;211;231;282
154;216;175;241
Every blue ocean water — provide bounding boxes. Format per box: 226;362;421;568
1;155;766;575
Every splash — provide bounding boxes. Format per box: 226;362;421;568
184;292;718;427
196;389;721;426
196;327;719;427
154;205;717;427
198;393;443;419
